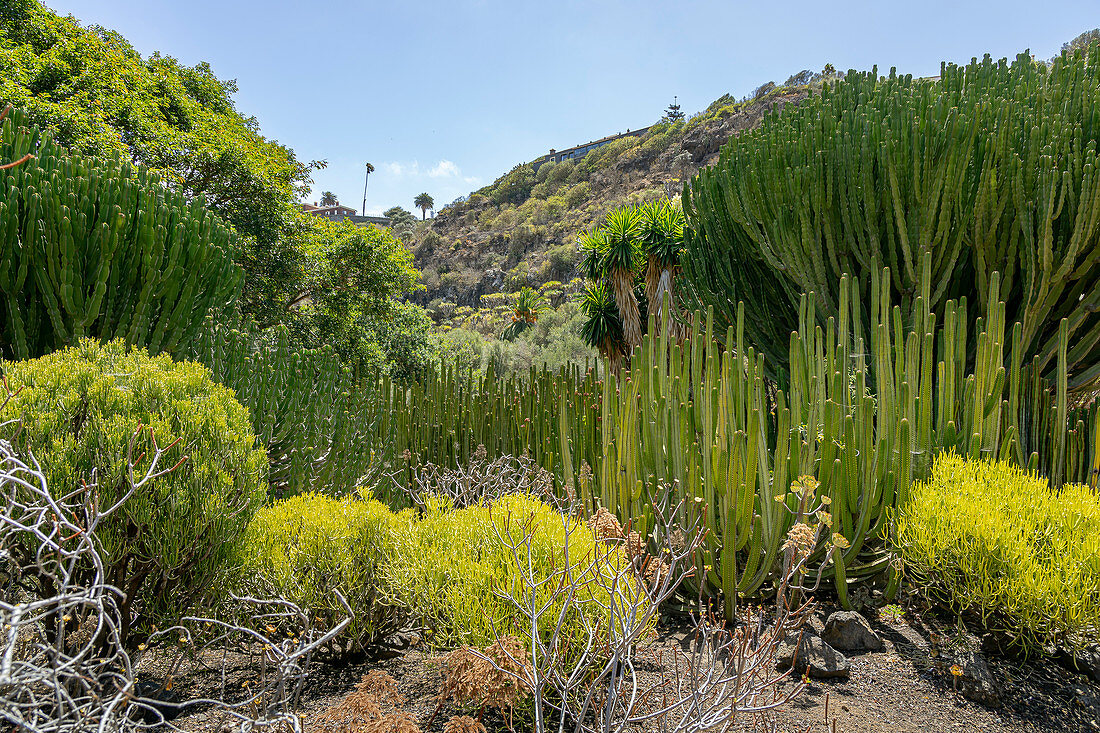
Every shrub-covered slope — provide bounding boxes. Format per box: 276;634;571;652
408;85;814;311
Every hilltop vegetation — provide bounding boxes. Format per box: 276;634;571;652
407;82;817;313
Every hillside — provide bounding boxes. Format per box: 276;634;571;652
405;83;814;313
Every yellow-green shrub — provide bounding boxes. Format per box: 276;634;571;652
243;493;404;655
386;494;646;654
0;339;267;646
895;454;1100;652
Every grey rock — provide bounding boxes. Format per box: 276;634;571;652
949;650;1001;708
777;631;850;679
1073;683;1100;731
822;610;884;652
375;629;422;658
1058;644;1100;683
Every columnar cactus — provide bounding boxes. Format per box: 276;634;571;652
683;49;1100;393
0;107;242;360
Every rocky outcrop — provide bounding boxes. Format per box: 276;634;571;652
822;610;884;652
679;89;811;164
777;631;851;679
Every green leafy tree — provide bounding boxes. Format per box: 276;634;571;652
1062;28;1100;54
320;190;338;206
663;96;684;122
414;192;434;220
784;70;815;86
287;218;426;374
0;0;322;328
383;205;417;238
371;300;436;381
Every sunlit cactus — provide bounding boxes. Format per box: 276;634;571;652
0;106;242;360
683;48;1100;394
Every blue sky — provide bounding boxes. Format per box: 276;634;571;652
46;0;1100;216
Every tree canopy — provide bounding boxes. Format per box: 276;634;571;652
288;219;426;375
0;0;436;379
384;205;417;238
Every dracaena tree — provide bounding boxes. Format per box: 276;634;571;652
577;200;686;368
501;287;546;341
600;207;645;349
638;199;686;332
578;280;624;372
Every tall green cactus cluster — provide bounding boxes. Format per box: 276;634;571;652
370;262;1096;611
183;323;384;499
0;107;242;360
380;362;603;503
586;259;1096;614
682;48;1100;392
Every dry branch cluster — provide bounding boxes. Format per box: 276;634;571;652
0;413;350;733
401;448;558;510
463;485;812;733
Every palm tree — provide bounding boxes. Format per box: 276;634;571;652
362;162;374;215
320;191;338;206
414;192;434;220
500;287;546;341
599;207;643;351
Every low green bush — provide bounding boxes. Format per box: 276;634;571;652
0;339;267;646
895;454;1100;653
564;181;591;209
242;493;405;655
386;494;644;655
435;328;486;373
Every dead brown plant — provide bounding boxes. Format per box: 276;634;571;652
442;715;488;733
314;671;404;732
433;635;532;724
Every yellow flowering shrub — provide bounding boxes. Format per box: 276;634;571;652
895;453;1100;652
243;493;404;654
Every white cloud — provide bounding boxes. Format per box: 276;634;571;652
382;159;466;181
428;159;460;178
383;161;419;177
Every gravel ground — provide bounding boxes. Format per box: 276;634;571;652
165;605;1100;733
